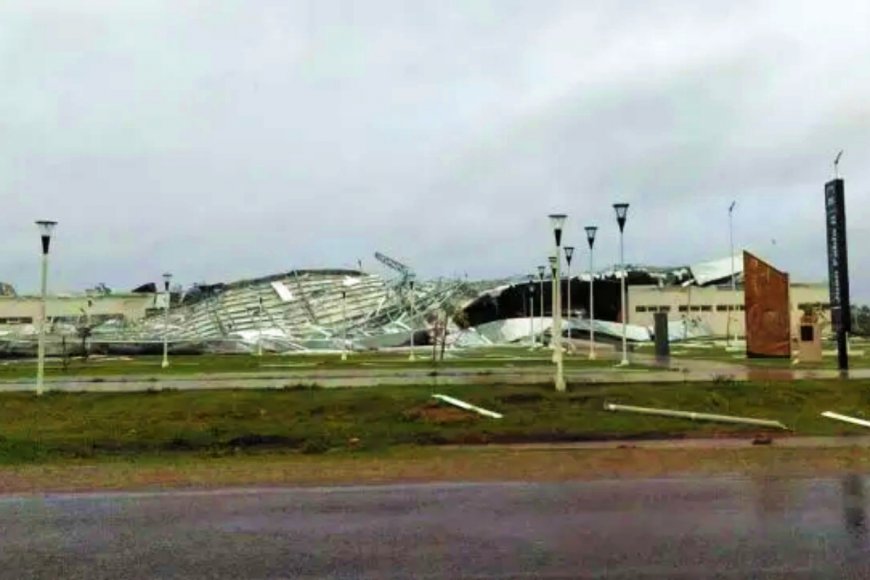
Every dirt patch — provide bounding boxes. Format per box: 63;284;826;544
405;403;475;424
6;446;870;493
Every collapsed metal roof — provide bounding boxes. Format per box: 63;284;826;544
0;251;761;355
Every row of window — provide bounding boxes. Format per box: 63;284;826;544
636;303;832;314
635;305;744;313
635;306;672;313
0;314;125;326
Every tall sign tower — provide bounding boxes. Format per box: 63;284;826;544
825;152;851;372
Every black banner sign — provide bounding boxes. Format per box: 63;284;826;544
825;179;851;332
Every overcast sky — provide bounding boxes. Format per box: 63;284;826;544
2;0;869;300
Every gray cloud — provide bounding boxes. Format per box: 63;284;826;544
1;0;869;301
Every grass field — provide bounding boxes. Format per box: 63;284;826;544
2;379;870;464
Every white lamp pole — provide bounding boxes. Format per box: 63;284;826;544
161;272;172;368
408;273;416;361
585;226;598;360
728;201;737;346
537;265;545;352
613;204;630;366
341;290;348;361
35;220;57;396
548;255;557;360
528;276;536;348
564;246;574;321
549;213;567;392
549;255;557;357
257;295;264;357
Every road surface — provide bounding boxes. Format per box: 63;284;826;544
3;477;870;578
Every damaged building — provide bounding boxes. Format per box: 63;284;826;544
0;250;830;357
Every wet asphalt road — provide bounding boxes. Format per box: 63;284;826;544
3;477;870;579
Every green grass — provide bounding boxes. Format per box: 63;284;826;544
2;379;870;464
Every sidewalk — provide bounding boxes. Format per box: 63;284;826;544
0;354;866;392
442;435;870;452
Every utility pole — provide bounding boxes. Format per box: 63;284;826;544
613;204;630;367
257;295;264;357
564;246;574;320
585;226;598;360
161;272;172;368
537;265;545;353
408;273;416;361
528;276;536;348
549;213;567;392
35;220;57;396
727;201;737;347
341;290;347;361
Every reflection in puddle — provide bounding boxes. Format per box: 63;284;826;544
842;474;866;544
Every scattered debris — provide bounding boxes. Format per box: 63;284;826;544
406;403;474;424
821;411;870;429
432;394;503;419
752;433;774;445
604;403;787;430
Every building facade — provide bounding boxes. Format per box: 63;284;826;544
627;283;830;337
0;293;158;329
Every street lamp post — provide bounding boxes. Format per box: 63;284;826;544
613;204;630;366
528;276;536;348
564;246;574;320
537;265;545;351
35;220;57;396
408;274;416;361
549;256;557;357
549;213;567;392
341;290;348;361
161;272;172;369
585;226;598;360
727;201;737;347
257;295;264;357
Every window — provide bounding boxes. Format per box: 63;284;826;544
678;305;688;312
0;317;34;325
800;325;814;342
660;306;671;313
716;305;729;312
52;316;80;324
700;305;712;312
635;306;647;313
690;306;702;312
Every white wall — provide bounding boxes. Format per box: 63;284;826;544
0;294;157;325
627;284;830;337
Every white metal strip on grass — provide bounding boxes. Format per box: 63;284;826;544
432;394;503;419
821;411;870;429
604;403;787;429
